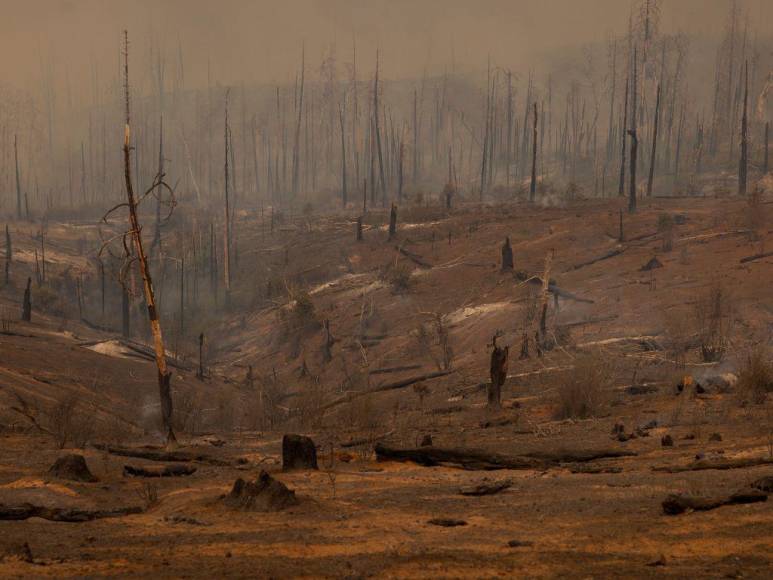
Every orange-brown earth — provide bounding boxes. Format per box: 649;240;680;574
0;195;771;577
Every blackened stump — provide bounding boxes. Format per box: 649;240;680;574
282;434;318;471
48;454;97;482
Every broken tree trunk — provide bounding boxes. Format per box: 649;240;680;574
375;444;634;471
0;503;143;522
488;335;508;408
282;434;318;471
375;444;543;470
501;237;513;271
740;250;773;264
652;456;773;473
321;369;453;412
21;277;31;322
93;444;233;466
123;464;197;477
388;203;397;240
662;489;766;515
568;247;625;271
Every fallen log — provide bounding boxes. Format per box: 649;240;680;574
0;503;142;522
340;429;396;448
568;248;625;272
396;246;432;268
740;250;773;264
460;479;513;496
569;464;623;474
123;464;197;478
321;369;453;412
652;456;773;473
370;364;423;375
375;443;543;470
662;490;767;515
93;444;234;466
525;448;636;463
374;444;633;470
679;229;751;244
428;518;467;527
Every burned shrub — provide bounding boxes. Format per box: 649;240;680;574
380;261;413;293
278;289;320;358
657;213;675;252
694;281;734;362
736;348;773;404
554;352;611;420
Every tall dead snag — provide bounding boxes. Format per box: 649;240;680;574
501;237;513;271
21;277;31;321
647;83;661;197
488;335;508;408
107;31;177;445
339;102;347;207
373;50;387;205
530;102;538;201
4;225;11;285
538;249;554;347
291;45;304;197
628;48;638;213
388;203;397;240
618;75;629;196
739;60;748;195
764;122;769;174
14;135;22;219
223;90;232;303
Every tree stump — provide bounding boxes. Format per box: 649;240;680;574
48;454;97;482
488;336;509;408
282;434;318;471
21;277;31;322
501;237;514;270
388;204;397;240
224;471;299;512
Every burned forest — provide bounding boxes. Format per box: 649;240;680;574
0;0;772;577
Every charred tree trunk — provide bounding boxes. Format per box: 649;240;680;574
739;60;748;196
501;237;513;271
388;203;397;240
488;336;508;408
530;102;538;201
121;31;175;446
14;135;22;220
339;102;347;207
628;129;638;212
647;83;661;197
618;76;629;196
21;277;31;322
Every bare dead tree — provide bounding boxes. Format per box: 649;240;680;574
618;74;629;196
488;335;508;408
530;102;538;201
14;135;22;219
339;101;347;207
647;83;661;196
739;60;748;195
102;31;178;445
21;277;31;322
628;47;638;213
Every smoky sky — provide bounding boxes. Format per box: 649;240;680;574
1;0;771;98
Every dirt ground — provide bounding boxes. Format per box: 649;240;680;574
0;195;772;578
